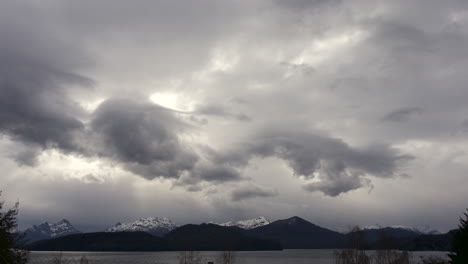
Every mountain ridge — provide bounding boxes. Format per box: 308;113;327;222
24;219;80;243
106;217;178;236
214;216;271;229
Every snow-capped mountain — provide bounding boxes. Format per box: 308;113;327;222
216;217;271;229
106;217;178;236
362;225;440;235
24;219;80;243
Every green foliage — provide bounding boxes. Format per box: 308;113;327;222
448;209;468;264
0;191;29;264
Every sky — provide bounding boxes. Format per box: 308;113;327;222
0;0;468;233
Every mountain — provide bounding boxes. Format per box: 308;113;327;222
26;231;167;251
164;223;282;251
106;217;177;236
247;216;346;249
362;225;441;235
348;226;422;248
216;217;271;229
27;224;282;251
344;226;452;251
24;219;80;243
391;230;456;251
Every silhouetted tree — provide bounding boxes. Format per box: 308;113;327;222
51;252;70;264
79;256;90;264
375;229;410;264
335;226;370;264
216;251;237;264
0;191;29;264
419;256;448;264
178;251;203;264
448;209;468;264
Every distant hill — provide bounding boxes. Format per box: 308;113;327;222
345;227;456;251
247;216;346;249
26;231;166;251
23;219;80;243
165;223;281;251
390;230;456;251
347;227;422;247
361;225;440;235
26;224;282;251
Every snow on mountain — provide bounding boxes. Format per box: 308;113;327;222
216;217;270;229
106;217;178;236
24;219;80;243
362;225;440;235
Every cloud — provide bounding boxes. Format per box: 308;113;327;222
82;174;104;184
302;161;370;197
1;0;468;233
195;104;251;121
192;164;243;183
208;128;413;196
8;145;41;167
0;1;92;159
381;107;423;122
89;99;199;180
231;184;278;201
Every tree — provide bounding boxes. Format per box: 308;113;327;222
335;226;370;264
0;191;29;264
216;251;237;264
419;256;448;264
448;209;468;264
178;251;203;264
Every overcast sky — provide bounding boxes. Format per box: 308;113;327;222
1;0;468;233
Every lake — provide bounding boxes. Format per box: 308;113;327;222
28;250;449;264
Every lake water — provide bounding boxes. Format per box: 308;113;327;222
29;250;449;264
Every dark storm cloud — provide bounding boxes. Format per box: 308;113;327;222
231;184;278;201
208;129;413;196
302;161;370;197
381;107;423;123
253;130;413;177
192;164;242;183
172;162;243;191
0;0;94;163
9;146;41;167
90;99;199;180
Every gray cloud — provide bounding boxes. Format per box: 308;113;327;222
0;1;92;161
1;0;467;233
90;99;198;180
302;161;371;197
0;34;90;154
82;174;104;184
192;164;243;183
381;107;423;122
195;104;251;121
231;184;278;202
9;145;41;167
209;128;413;196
